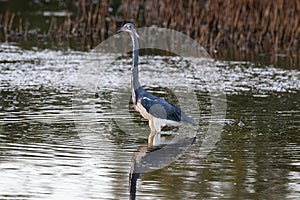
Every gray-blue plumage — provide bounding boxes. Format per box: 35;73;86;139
135;87;195;124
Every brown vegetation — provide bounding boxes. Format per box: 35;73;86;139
1;0;299;54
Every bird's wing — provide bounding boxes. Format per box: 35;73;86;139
140;95;195;124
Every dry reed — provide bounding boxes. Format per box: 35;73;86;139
0;0;299;54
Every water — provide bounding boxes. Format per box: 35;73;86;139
0;43;299;199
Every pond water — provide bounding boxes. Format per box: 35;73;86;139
0;43;299;199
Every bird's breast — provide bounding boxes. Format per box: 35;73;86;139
135;99;153;121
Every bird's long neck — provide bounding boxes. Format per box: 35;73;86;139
130;31;141;104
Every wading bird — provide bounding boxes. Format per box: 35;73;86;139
117;23;195;145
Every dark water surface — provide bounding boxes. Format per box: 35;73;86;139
0;43;299;199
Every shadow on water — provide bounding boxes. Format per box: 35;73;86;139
129;136;196;200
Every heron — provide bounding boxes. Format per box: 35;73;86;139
117;23;196;145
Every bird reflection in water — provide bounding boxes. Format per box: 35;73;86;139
129;136;196;200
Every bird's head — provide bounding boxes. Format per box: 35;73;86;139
117;23;139;38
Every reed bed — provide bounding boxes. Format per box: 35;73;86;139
0;0;299;54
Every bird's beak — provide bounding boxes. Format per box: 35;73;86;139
116;26;127;33
116;27;123;33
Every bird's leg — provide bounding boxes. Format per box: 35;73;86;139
148;119;159;145
148;118;161;146
148;119;161;146
148;130;156;145
148;120;154;144
148;131;161;146
153;132;161;146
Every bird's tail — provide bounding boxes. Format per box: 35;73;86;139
181;112;196;125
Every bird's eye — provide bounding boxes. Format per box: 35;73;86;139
127;25;131;30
